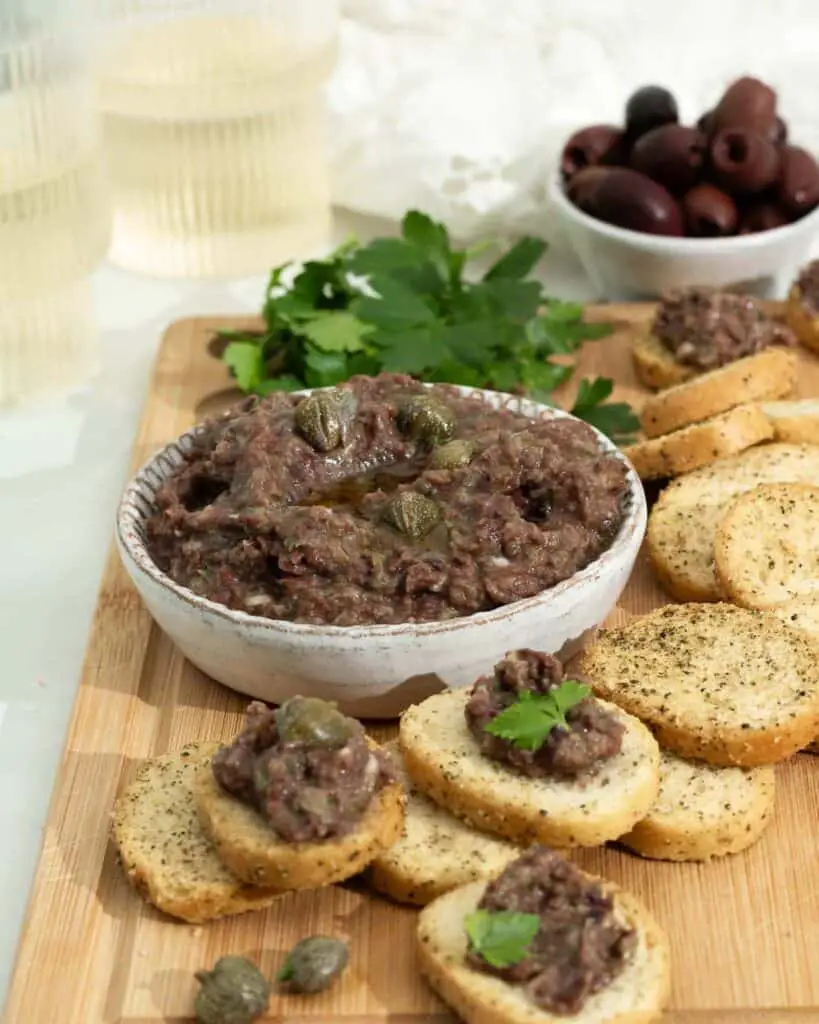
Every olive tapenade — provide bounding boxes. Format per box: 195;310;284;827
146;373;629;627
652;286;795;370
795;259;819;315
212;698;394;843
465;650;624;777
466;846;636;1015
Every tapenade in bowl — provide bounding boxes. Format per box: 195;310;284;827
116;374;645;717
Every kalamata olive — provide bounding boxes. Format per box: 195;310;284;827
295;389;357;453
682;184;738;237
560;125;624;180
382;491;441;539
710;128;780;194
278;936;349;995
589;167;684;236
565;166;611;214
769;116;788;147
429;439;476;470
630;124;705;194
275;696;355;749
710;76;777;136
696;109;714;136
739;202;790;234
396;394;455;446
195;956;270;1024
778;145;819;216
625;85;679;140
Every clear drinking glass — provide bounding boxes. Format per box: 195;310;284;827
97;0;339;278
0;1;111;407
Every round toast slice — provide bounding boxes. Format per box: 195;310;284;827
195;743;405;889
786;285;819;354
627;404;773;481
761;398;819;445
647;443;819;601
369;742;520;906
398;688;660;849
640;348;796;438
768;596;819;755
579;603;819;767
112;742;284;923
618;750;775;862
417;877;671;1024
632;331;696;391
714;483;819;609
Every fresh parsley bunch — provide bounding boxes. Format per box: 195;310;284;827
220;211;639;443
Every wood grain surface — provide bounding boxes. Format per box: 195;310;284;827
4;308;819;1024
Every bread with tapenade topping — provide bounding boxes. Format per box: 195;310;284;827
647;443;819;601
112;742;284;923
639;348;796;439
627;404;773;481
714;483;819;609
417;876;670;1024
761;398;819;444
618;750;775;861
368;742;520;906
632;330;697;391
579;603;819;767
398;689;660;848
786;284;819;354
195;741;405;889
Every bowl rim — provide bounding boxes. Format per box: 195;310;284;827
116;384;647;641
548;171;819;254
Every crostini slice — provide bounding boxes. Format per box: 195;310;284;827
632;330;696;391
399;688;660;848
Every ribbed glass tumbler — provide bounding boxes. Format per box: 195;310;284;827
97;0;339;278
0;1;111;407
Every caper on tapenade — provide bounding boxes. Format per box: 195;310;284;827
429;438;476;470
275;696;356;749
277;936;349;995
294;388;357;452
382;491;441;539
395;394;456;446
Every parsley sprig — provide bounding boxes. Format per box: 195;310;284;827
464;909;540;968
484;680;591;752
218;211;639;443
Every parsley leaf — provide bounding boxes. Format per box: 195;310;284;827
464;910;540;969
299;311;372;353
484;680;591;751
223;341;266;392
572;377;641;446
483;237;547;281
352;277;438;330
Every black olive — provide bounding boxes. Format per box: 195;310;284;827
560;124;624;180
624;85;679;141
278;936;349;995
682;184;738;237
710;75;777;137
778;146;819;217
589;167;684;236
630;124;705;194
710;128;780;195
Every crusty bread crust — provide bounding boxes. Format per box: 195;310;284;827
369;743;520;906
618;751;775;861
112;742;284;923
632;331;696;391
579;603;819;767
714;483;819;609
398;689;660;849
647;443;819;602
786;285;819;354
195;744;405;889
417;878;671;1024
640;348;796;439
761;399;819;445
627;405;773;481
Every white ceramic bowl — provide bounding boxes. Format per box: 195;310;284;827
549;172;819;301
116;387;646;718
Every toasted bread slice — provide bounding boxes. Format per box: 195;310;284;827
369;742;520;906
627;405;773;481
112;742;284;923
647;443;819;601
767;596;819;754
786;285;819;354
398;689;660;849
632;331;696;391
195;743;405;889
618;750;775;861
761;398;819;444
640;349;796;439
417;877;670;1024
714;483;819;609
579;603;819;767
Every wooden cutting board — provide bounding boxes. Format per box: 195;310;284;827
5;308;819;1024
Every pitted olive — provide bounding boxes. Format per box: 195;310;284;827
275;696;355;748
429;439;476;470
565;166;611;214
710;128;780;195
630;124;705;194
295;389;357;453
396;395;455;446
739;202;790;234
710;76;777;137
588;168;684;236
624;85;678;140
682;184;738;237
778;145;819;216
382;492;441;540
560;125;624;180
